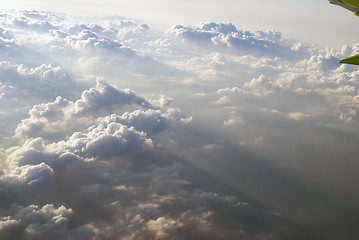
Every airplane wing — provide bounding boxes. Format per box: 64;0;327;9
329;0;359;65
329;0;359;14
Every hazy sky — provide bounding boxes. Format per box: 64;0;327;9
2;0;359;48
0;1;359;240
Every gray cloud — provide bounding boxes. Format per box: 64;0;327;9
0;80;301;240
0;204;98;240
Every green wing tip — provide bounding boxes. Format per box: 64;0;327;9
339;54;359;65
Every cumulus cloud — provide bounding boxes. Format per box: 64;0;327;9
2;77;258;239
54;122;153;159
213;42;359;126
61;28;124;51
0;73;290;239
170;22;300;59
0;204;98;240
14;80;190;142
0;62;79;99
0;61;86;144
0;10;185;81
0;9;358;240
0;106;252;239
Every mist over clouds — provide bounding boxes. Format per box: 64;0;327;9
0;10;359;240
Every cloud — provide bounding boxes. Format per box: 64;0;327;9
0;62;79;99
0;27;14;40
223;116;245;126
0;61;86;143
0;10;186;81
62;28;124;51
213;42;359;126
55;121;153;160
213;95;231;105
146;217;178;239
286;112;310;121
10;16;59;32
10;162;53;187
243;75;274;96
105;109;168;135
14;80;190;142
76;80;150;112
0;160;54;207
170;22;299;59
117;23;150;41
0;204;98;240
1;9;359;240
0;75;284;239
202;144;223;151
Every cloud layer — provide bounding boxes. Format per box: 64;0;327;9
0;10;358;240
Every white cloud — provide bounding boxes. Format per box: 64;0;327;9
169;22;300;60
0;27;14;40
11;162;53;187
223;116;244;126
286;112;310;121
146;217;178;239
14;80;189;142
213;95;231;105
0;60;87;144
56;121;153;159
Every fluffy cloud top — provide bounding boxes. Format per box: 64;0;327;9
170;22;296;59
13;80;189;142
0;204;98;240
2;79;260;239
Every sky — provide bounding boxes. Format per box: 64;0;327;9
0;1;359;240
2;0;359;47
